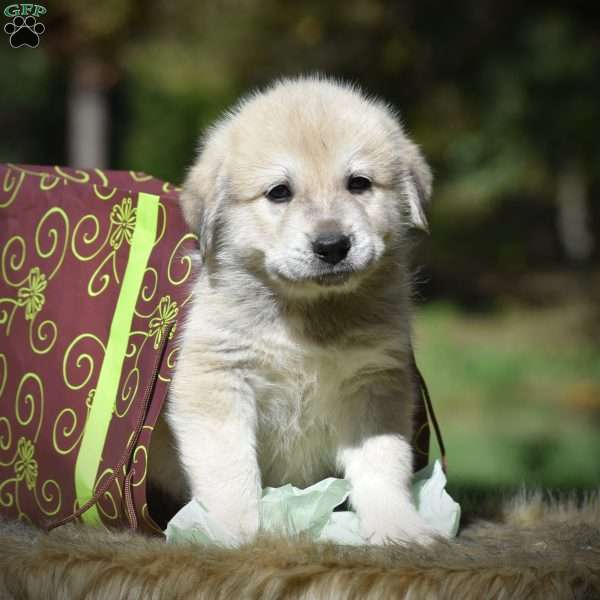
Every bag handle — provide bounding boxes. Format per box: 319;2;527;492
411;352;447;473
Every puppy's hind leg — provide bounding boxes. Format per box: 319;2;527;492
168;365;261;545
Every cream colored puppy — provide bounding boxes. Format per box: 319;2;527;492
151;76;436;545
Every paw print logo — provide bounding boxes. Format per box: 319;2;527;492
4;15;45;48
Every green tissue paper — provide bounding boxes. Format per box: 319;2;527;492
165;459;460;546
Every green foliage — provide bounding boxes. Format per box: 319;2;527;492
417;302;600;488
115;73;230;183
0;50;66;164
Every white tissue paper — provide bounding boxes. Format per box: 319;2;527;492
165;459;461;546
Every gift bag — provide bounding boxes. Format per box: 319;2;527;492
0;164;197;534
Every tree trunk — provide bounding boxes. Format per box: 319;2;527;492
67;59;109;169
556;160;594;262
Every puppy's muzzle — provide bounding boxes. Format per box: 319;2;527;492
312;233;351;265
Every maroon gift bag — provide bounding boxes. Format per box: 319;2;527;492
0;164;197;534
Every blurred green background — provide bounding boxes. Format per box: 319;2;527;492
1;1;599;493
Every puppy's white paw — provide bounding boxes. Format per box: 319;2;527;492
360;509;439;546
208;504;260;546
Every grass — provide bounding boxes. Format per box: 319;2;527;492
414;301;600;491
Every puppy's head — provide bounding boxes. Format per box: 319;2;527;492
181;76;431;298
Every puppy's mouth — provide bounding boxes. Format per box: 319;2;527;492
308;268;354;287
285;263;363;288
267;254;378;293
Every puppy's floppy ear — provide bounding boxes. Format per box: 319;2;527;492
404;142;433;233
179;133;227;261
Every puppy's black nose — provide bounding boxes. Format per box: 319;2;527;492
312;233;351;265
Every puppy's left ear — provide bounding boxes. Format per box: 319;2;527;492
404;142;432;233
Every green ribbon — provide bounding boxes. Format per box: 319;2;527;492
75;192;159;525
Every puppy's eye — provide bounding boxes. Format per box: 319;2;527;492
266;184;292;203
347;175;372;194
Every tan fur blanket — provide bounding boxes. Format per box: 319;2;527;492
1;491;598;599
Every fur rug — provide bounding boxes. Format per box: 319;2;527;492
0;490;598;599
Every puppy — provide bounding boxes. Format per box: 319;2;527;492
149;75;435;545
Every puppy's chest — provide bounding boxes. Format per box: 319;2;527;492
250;339;399;486
256;355;340;425
252;337;397;434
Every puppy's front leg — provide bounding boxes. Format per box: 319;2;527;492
337;386;435;545
168;367;261;544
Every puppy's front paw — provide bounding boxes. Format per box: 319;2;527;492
360;508;439;546
222;510;260;545
205;503;260;546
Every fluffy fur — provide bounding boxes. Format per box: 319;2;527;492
149;75;435;545
1;490;598;599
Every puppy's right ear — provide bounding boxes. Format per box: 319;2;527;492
179;135;227;261
404;141;433;233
